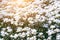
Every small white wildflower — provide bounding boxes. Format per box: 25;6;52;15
23;27;31;31
5;32;9;35
10;19;14;24
31;29;37;35
38;32;43;36
14;34;18;39
38;32;43;37
7;28;12;32
29;21;34;24
10;35;14;38
26;31;31;36
16;27;22;32
14;21;18;26
30;36;36;40
3;18;9;22
14;15;21;21
47;29;55;35
50;25;55;29
49;17;55;21
55;14;60;18
20;32;26;38
54;28;60;32
54;19;60;23
48;20;52;24
6;26;11;29
1;31;5;36
28;17;33;21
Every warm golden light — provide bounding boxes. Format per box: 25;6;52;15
23;0;34;2
0;0;2;2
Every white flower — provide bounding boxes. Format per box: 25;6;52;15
7;28;12;32
38;32;43;36
5;32;9;35
20;32;26;38
6;26;11;29
10;19;14;24
10;35;14;38
1;31;5;36
26;31;31;36
28;17;33;21
48;20;52;24
31;29;37;35
47;29;55;35
16;27;22;32
14;34;18;39
3;18;9;22
54;28;60;32
49;17;55;21
30;36;36;40
50;25;55;29
55;14;60;18
29;21;34;24
54;19;60;23
14;21;18;26
6;26;12;32
23;27;31;31
14;15;21;21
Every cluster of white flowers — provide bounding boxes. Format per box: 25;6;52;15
0;27;37;40
0;0;60;40
0;0;60;26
